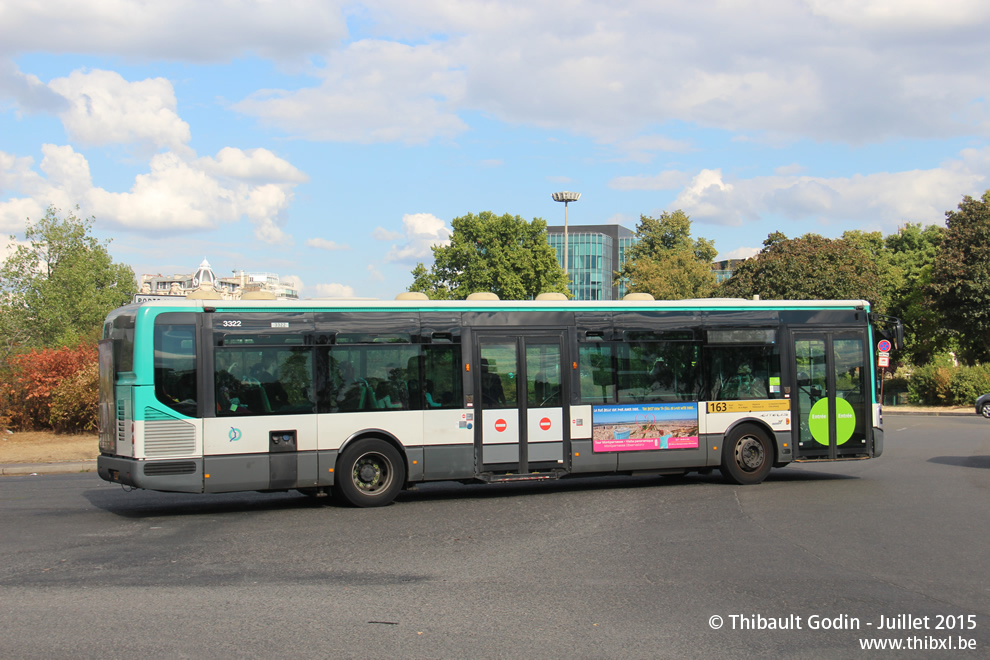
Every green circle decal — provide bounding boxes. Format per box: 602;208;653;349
808;398;856;446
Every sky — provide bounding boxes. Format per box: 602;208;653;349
1;0;989;300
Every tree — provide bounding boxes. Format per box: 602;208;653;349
0;343;97;431
720;232;885;308
841;228;897;309
927;190;990;363
0;206;136;349
884;223;945;365
409;211;568;300
763;231;787;249
616;211;717;300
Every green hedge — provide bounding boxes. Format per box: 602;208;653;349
907;363;990;406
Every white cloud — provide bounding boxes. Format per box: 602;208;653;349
806;0;990;29
775;163;806;176
0;144;306;244
0;150;46;196
717;246;761;261
384;212;451;263
312;282;356;298
228;1;990;146
367;264;385;282
669;152;989;233
611;134;694;163
675;169;743;224
234;40;467;144
198;147;308;183
609;170;691;191
307;237;350;251
49;70;191;153
0;1;348;62
372;227;403;241
0;145;89;232
0;61;69;114
86;152;237;229
243;184;294;245
281;274;303;294
5;2;990;146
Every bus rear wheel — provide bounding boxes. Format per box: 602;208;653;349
334;438;405;507
720;424;773;485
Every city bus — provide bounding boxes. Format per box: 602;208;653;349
97;293;903;507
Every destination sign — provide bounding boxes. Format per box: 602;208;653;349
707;400;791;414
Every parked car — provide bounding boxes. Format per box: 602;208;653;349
976;393;990;418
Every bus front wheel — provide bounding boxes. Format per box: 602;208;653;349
334;438;405;507
720;425;773;485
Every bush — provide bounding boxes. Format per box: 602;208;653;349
0;364;13;430
906;362;990;406
907;363;952;405
49;362;99;433
0;344;97;431
883;375;909;394
949;364;990;406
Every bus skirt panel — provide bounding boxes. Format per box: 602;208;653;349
98;455;204;493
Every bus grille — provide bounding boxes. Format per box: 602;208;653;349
144;461;197;476
116;400;126;447
143;407;197;457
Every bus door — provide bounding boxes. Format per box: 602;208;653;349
474;332;567;473
790;330;870;460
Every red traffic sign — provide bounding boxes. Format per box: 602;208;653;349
877;339;892;353
539;417;552;431
494;419;507;432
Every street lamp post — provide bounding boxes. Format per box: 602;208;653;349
552;191;581;287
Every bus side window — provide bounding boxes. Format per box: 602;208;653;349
260;348;313;414
326;344;423;412
615;342;700;403
707;345;779;401
578;344;615;404
423;344;462;408
334;357;375;412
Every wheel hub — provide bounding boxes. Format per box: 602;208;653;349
358;463;379;483
352;453;390;493
737;437;765;471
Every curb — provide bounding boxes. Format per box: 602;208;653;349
883;410;971;416
0;461;97;476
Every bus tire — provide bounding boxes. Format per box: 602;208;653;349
720;424;773;485
334;438;405;507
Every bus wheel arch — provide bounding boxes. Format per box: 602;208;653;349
333;432;407;507
720;422;775;485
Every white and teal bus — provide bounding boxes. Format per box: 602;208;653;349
97;293;902;507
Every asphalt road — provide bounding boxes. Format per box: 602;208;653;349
0;415;987;659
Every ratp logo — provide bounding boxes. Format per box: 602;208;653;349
229;427;242;442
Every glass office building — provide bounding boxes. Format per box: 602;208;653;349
547;225;740;300
547;224;637;300
712;258;745;284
